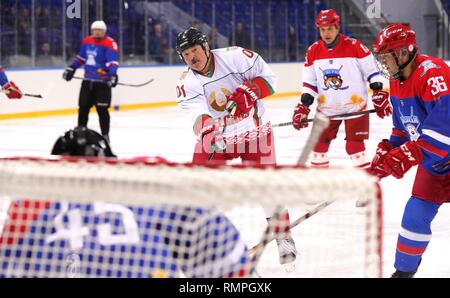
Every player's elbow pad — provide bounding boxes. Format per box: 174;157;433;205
300;93;315;107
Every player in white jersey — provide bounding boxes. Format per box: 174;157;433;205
292;9;392;169
175;27;297;269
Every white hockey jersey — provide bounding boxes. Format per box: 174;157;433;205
301;34;383;118
176;47;277;141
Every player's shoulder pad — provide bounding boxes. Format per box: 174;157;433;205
214;46;257;56
82;36;118;51
103;36;119;51
342;35;360;46
415;55;450;100
307;41;320;51
305;41;321;64
176;69;204;103
416;55;448;78
342;35;371;58
82;36;94;45
214;46;260;68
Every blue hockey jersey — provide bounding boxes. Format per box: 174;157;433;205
0;66;9;86
388;54;450;176
69;36;119;81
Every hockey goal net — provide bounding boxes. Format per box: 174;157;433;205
0;157;382;278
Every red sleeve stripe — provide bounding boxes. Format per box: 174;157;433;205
391;128;408;138
75;55;86;65
416;139;449;158
106;61;119;67
396;243;427;256
193;114;214;136
303;82;318;93
251;77;274;98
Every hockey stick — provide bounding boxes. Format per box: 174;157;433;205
249;201;333;254
207;102;237;161
73;76;154;87
0;88;43;99
250;112;331;257
245;206;285;276
272;109;376;128
297;112;330;165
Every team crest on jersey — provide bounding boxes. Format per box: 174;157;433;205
419;60;441;77
208;88;232;111
320;66;349;91
399;106;421;141
86;46;99;66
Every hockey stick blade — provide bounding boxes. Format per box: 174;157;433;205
0;89;43;99
250;201;333;253
207;102;237;161
246;206;285;276
249;113;332;256
73;76;154;88
23;93;43;98
272;109;376;128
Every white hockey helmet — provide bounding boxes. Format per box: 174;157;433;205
91;20;107;32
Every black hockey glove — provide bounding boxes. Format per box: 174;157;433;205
109;74;118;88
63;67;75;81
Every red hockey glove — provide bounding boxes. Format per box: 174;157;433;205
226;81;259;118
292;103;311;130
195;116;226;154
382;141;423;179
202;125;226;154
371;90;392;119
2;81;22;99
367;139;393;178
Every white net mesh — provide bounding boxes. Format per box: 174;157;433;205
0;157;382;278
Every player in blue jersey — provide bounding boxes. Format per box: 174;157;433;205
62;21;119;143
370;24;450;278
0;66;22;99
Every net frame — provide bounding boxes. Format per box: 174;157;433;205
0;157;383;277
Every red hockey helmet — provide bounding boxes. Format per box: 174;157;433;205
373;24;418;80
316;9;340;28
373;24;417;55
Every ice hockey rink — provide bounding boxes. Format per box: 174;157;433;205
0;96;449;278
